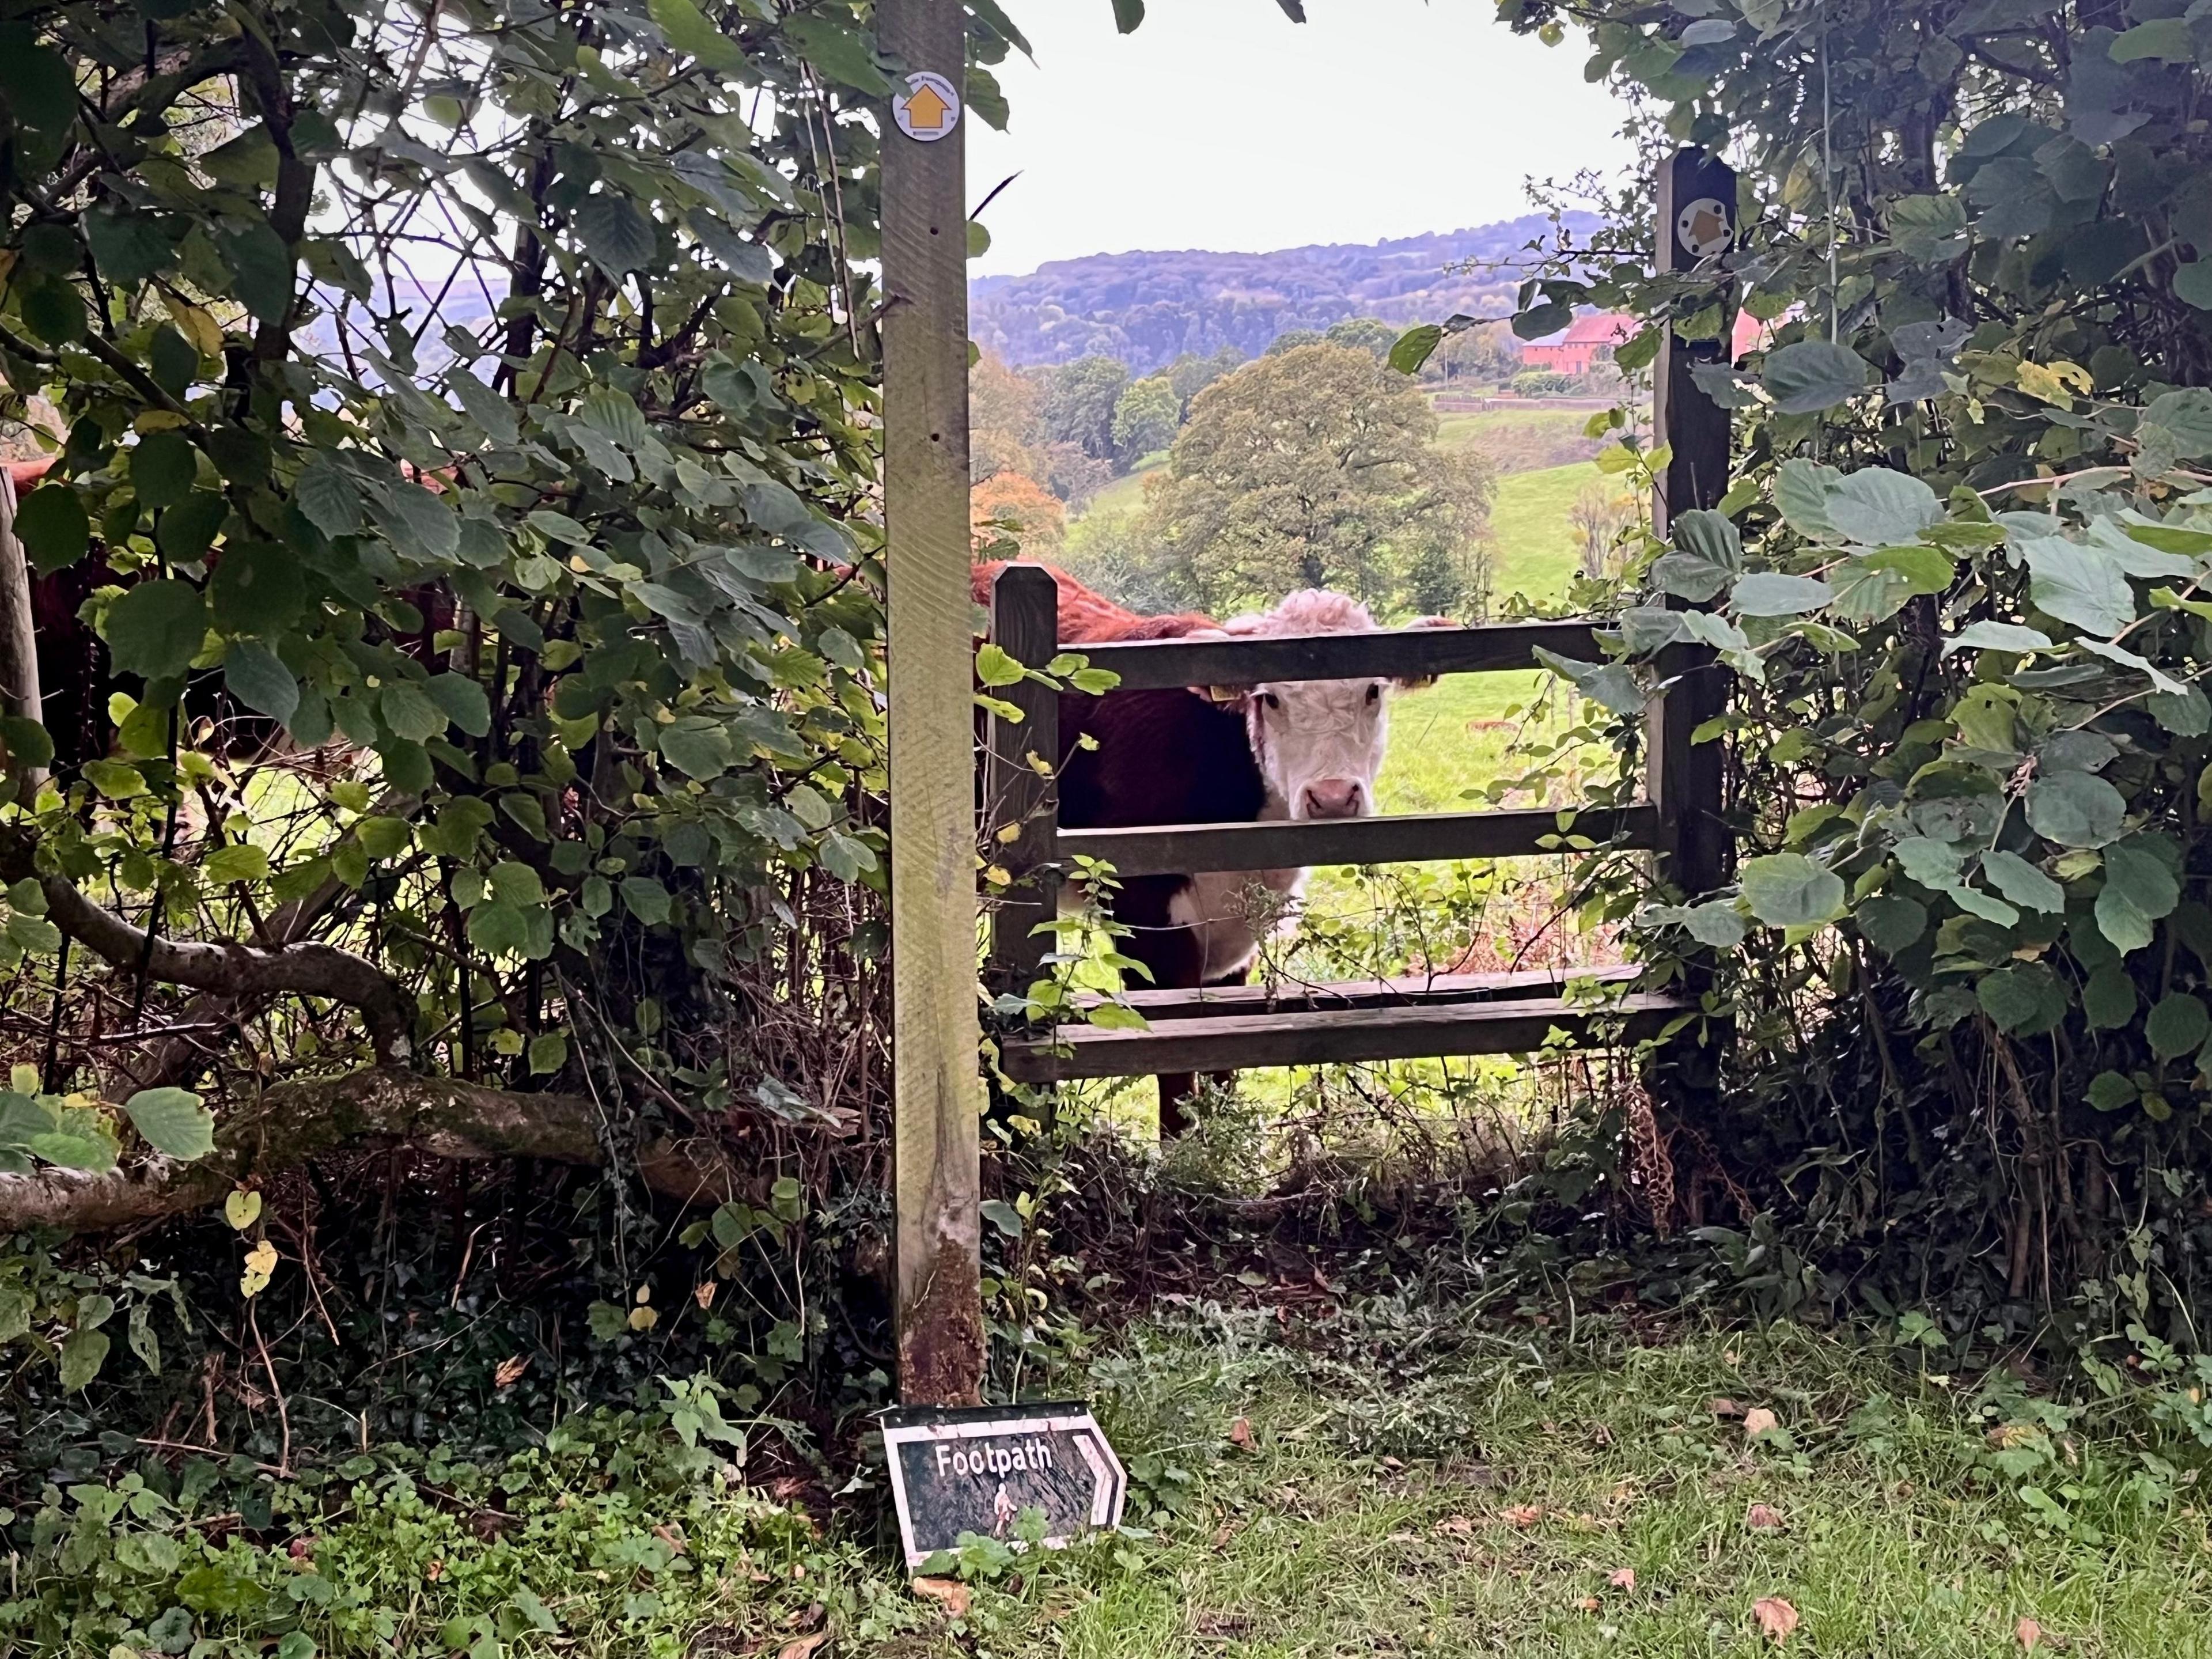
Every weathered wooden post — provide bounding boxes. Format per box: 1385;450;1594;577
984;565;1059;1003
1647;145;1736;904
880;0;984;1408
1647;145;1737;1115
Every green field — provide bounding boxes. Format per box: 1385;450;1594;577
1487;460;1603;608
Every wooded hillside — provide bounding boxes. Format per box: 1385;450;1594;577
971;214;1599;372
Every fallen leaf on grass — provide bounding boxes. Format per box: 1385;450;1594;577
1709;1397;1744;1418
2016;1617;2043;1651
777;1635;831;1659
912;1578;971;1617
1210;1522;1238;1548
1385;1531;1421;1544
1434;1516;1476;1537
1743;1407;1779;1437
1608;1568;1636;1590
1746;1503;1785;1531
493;1354;529;1388
1752;1597;1799;1643
1577;1596;1601;1612
1228;1416;1253;1449
1501;1505;1543;1528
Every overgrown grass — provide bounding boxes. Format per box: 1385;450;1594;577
937;1319;2212;1657
1484;460;1608;608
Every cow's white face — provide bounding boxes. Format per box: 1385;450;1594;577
1210;589;1449;823
1246;675;1396;821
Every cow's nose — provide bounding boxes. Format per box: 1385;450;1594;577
1302;778;1365;819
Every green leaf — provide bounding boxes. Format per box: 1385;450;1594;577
2104;839;2180;923
224;640;298;724
659;717;735;779
2083;963;2137;1030
1741;853;1845;927
2148;993;2211;1059
1826;468;1942;545
1860;544;1955;596
372;681;445;744
2111;17;2194;62
1980;850;2065;914
58;1327;108;1391
1388;324;1442;374
528;1031;569;1075
15;484;87;574
157;491;228;564
1977;963;2065;1036
1857;892;1927;954
622;876;673;925
2086;1070;2139;1111
131;431;198;510
1728;573;1834;616
294;459;364;537
2174;260;2212;310
124;1087;214;1160
2145;388;2212;457
975;643;1027;687
20;278;84;345
2022;538;2134;635
1760;339;1873;414
1111;0;1144;30
979;1199;1022;1240
104;579;207;683
423;673;491;737
217;221;296;325
1942;621;2051;657
209;541;303;634
2026;770;2127;848
648;0;743;69
1773;459;1843;539
820;831;877;881
85;207;177;288
376;482;460;563
202;842;269;884
574;195;658;276
780;12;892;93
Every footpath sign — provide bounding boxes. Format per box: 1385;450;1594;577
881;1402;1126;1567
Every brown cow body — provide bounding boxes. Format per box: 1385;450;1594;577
975;560;1441;1133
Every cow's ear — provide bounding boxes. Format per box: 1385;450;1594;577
1192;683;1251;710
1391;615;1459;691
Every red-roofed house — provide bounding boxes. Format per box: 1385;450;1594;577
1524;309;1774;374
1522;312;1635;374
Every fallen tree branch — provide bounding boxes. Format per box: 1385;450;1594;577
0;830;414;1066
0;1068;740;1233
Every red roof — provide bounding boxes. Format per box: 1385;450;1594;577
1558;312;1637;346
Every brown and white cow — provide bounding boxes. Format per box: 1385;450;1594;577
973;560;1445;1132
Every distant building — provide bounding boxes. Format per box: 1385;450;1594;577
1522;309;1772;374
1522;312;1635;374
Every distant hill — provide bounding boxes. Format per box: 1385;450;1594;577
969;213;1597;373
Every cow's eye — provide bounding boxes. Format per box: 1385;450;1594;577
1366;683;1381;704
1262;691;1281;712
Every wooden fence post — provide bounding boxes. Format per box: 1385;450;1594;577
1647;146;1737;1116
880;0;984;1409
984;565;1059;1004
1647;145;1737;904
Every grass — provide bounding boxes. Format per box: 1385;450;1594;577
1484;460;1608;609
917;1319;2212;1657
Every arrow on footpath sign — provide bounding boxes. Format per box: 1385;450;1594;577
880;1401;1126;1567
901;81;950;131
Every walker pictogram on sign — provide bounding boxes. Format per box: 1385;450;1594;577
892;71;961;142
1676;196;1733;259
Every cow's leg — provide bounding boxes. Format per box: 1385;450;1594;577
1110;878;1206;1140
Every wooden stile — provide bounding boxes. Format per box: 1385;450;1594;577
880;0;984;1410
983;563;1059;1001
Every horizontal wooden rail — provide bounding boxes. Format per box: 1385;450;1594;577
1074;619;1605;691
1057;804;1658;876
999;991;1688;1082
1085;965;1639;1020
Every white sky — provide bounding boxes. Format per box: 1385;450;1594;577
965;0;1635;277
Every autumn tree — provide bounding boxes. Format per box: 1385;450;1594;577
972;350;1046;486
1165;346;1244;415
972;472;1066;557
1145;344;1495;616
1323;317;1399;358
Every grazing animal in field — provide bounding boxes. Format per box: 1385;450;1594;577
972;560;1448;1133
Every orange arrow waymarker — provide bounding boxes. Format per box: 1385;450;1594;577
902;82;950;132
